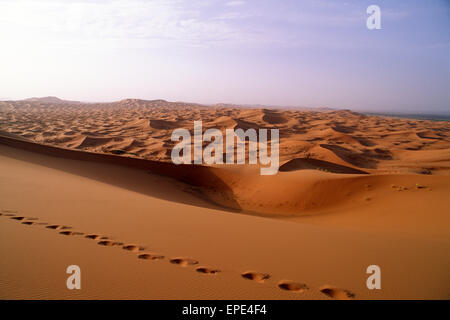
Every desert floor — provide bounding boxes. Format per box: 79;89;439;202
0;99;449;299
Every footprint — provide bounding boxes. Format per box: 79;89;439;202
1;210;18;215
46;225;72;230
320;286;355;300
85;234;108;240
122;245;146;253
97;240;123;247
59;231;84;236
241;271;270;283
169;258;199;267
138;253;164;260
196;267;220;275
278;281;309;293
10;216;25;221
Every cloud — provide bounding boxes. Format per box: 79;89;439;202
224;1;245;7
0;0;413;51
0;0;246;49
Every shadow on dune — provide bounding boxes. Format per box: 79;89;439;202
319;144;380;169
279;158;368;174
0;134;242;213
262;109;288;125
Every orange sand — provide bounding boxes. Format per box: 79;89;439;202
0;98;449;299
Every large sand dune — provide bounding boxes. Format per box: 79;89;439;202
0;99;449;299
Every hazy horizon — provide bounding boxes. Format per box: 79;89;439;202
1;0;449;113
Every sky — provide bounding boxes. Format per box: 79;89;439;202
0;0;449;113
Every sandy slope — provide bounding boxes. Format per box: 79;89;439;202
1;144;449;299
0;99;449;299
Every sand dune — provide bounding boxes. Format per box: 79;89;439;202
0;99;449;228
279;157;368;174
1;99;448;171
1;144;449;299
2;132;449;235
0;99;449;299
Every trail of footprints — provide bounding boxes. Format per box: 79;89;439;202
0;210;356;300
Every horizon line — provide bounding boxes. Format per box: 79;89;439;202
1;96;449;116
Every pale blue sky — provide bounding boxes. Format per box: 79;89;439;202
0;0;449;113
